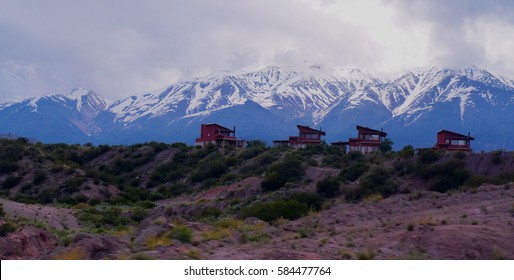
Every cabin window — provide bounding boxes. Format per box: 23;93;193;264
450;140;466;146
360;134;379;140
301;133;318;139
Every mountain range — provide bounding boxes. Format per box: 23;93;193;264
0;65;513;150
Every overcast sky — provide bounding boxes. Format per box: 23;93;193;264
1;0;514;102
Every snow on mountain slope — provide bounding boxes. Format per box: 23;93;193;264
106;64;383;125
368;66;514;125
0;88;110;138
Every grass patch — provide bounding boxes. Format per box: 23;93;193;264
241;200;309;222
356;249;375;260
201;228;232;241
145;234;172;250
52;247;87;260
170;225;193;243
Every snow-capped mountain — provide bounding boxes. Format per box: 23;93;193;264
0;65;513;150
107;64;381;124
0;88;110;142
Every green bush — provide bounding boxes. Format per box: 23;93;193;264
224;157;241;167
345;168;397;201
289;192;324;211
170;225;193;243
111;157;135;174
339;162;369;182
0;141;24;161
149;162;187;185
74;194;88;203
256;153;275;166
260;171;284;191
220;173;239;184
169;142;188;150
2;176;22;189
361;167;390;187
0;203;5;217
393;159;415;176
322;154;345;168
135;200;156;209
454;151;467;160
242;200;309;222
496;171;514;183
131;207;148;222
347;151;363;160
246;140;267;148
491;153;503;165
380;138;393;153
78;206;131;229
420;160;471;192
147;142;169;154
80;144;111;162
13;194;38;204
62;177;86;193
33;170;48;185
191;159;227;182
38;188;58;204
0;160;20;174
197;206;222;219
118;185;151;203
0;222;17;236
316;177;341;198
357;249;376;260
418;149;440;164
399;145;415;158
239;146;265;160
167;183;189;197
261;156;304;191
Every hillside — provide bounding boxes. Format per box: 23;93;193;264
1;138;514;259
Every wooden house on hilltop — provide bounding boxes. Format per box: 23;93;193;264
347;125;387;154
195;123;246;148
434;130;474;151
273;125;326;149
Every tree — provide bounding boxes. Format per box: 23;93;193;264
399;145;415;158
380;138;393;153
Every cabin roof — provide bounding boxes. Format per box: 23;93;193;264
203;123;234;132
356;125;387;137
438;130;475;140
297;125;326;136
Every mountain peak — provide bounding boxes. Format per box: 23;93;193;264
66;88;97;99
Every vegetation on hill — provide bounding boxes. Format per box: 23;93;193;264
1;137;514;259
1;138;513;209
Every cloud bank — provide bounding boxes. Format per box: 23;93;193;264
1;0;513;101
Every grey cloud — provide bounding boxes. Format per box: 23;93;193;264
1;0;513;102
386;0;514;72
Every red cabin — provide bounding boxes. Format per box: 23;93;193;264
273;125;326;149
434;130;474;151
348;125;387;153
195;123;245;148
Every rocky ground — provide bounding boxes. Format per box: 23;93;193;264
1;179;513;260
